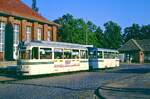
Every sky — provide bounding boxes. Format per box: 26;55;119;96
22;0;150;29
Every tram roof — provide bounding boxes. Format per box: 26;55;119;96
97;48;118;52
21;41;88;50
88;47;118;52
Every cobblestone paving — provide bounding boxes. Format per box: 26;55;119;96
99;64;150;99
0;64;150;99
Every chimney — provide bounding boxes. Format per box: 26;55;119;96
32;0;39;12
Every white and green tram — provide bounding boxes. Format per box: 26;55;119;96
88;47;119;69
17;41;89;76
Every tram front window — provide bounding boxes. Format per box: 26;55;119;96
97;51;103;58
20;50;31;59
89;51;97;58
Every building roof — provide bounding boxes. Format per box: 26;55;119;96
0;0;59;26
118;39;150;52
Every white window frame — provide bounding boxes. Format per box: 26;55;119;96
13;24;20;60
0;22;6;52
37;28;42;41
26;26;32;42
47;30;51;41
14;24;19;45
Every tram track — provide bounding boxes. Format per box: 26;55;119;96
94;72;150;99
0;73;143;99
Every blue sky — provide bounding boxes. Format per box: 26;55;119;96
22;0;150;29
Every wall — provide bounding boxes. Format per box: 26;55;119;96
0;15;58;61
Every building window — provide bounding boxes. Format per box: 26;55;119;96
13;24;20;59
47;30;51;41
0;22;6;52
37;28;42;41
14;24;19;45
26;26;31;41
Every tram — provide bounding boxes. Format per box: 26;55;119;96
17;41;89;76
88;47;119;69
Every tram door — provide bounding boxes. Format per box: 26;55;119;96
32;47;39;59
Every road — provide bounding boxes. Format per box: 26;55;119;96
0;64;150;99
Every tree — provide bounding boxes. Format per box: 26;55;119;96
123;23;141;43
86;21;99;46
141;25;150;39
103;21;122;49
54;14;101;47
95;26;104;47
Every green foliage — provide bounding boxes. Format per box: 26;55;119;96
103;21;122;49
54;14;150;48
95;27;104;47
54;14;102;47
123;24;141;43
123;24;150;44
141;25;150;39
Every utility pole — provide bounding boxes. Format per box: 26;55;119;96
32;0;39;12
85;18;88;45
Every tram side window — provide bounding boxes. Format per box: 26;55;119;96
104;52;109;59
108;52;112;59
112;52;116;59
72;50;79;59
20;50;30;59
97;51;103;58
40;48;52;59
64;49;71;59
80;50;87;59
54;48;63;59
32;47;39;59
116;52;119;59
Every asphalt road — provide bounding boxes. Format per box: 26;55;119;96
0;64;150;99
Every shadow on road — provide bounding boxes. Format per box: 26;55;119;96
99;86;150;95
1;81;105;99
1;81;96;91
107;68;150;74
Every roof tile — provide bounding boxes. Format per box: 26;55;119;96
119;39;150;52
0;0;58;26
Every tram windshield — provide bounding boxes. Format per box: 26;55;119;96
97;51;103;58
89;51;97;58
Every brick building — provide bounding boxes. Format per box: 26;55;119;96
118;39;150;64
0;0;59;61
